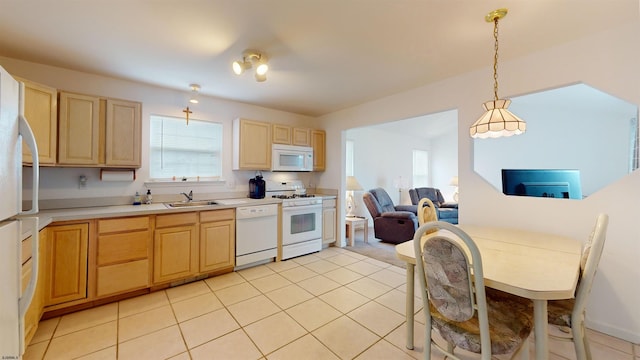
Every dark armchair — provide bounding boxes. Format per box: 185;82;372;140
363;188;418;244
409;187;458;224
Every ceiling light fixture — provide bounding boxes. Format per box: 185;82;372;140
469;8;526;139
188;84;200;104
232;49;269;82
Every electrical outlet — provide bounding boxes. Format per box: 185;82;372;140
79;175;87;189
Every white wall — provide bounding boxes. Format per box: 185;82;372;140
474;84;636;197
0;56;317;203
318;21;640;342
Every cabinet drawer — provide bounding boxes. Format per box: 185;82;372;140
96;259;149;297
21;235;32;265
323;199;336;208
200;209;235;223
97;230;149;265
98;216;149;234
156;212;197;228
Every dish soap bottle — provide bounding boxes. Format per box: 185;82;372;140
145;189;153;204
133;191;142;205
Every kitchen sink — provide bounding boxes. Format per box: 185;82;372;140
164;200;218;208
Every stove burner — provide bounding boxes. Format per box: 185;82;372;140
271;194;316;199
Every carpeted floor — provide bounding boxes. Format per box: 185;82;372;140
342;226;407;269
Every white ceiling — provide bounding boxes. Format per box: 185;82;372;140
1;0;637;117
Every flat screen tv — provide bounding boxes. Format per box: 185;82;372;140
501;169;582;200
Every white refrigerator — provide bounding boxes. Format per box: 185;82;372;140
0;65;40;358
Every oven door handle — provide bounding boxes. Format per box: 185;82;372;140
282;204;322;212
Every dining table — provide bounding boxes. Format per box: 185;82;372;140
395;224;582;360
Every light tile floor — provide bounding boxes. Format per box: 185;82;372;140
24;242;639;360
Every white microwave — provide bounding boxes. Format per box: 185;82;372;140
271;144;313;172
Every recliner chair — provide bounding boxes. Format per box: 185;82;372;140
362;188;418;244
409;187;458;224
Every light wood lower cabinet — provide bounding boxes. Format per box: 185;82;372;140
45;223;89;306
153;212;198;284
199;209;235;273
322;199;337;244
40;208;237;316
95;216;151;297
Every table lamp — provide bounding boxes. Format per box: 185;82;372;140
450;176;459;202
346;176;363;217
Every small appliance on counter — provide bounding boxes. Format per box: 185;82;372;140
249;172;266;199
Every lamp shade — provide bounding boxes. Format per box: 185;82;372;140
470;99;526;139
346;176;363;191
449;176;459;187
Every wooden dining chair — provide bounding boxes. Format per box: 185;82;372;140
417;198;438;226
413;221;534;360
547;213;609;360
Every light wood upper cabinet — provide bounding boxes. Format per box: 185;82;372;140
58;92;100;165
292;127;311;146
45;223;89;306
311;129;326;171
272;125;311;146
19;79;57;165
105;99;141;167
272;124;291;144
58;91;142;168
233;118;272;170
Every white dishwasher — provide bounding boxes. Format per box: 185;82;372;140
235;203;278;269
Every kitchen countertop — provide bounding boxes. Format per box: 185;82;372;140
19;197;282;238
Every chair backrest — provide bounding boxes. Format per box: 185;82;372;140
413;221;491;354
417;198;438;226
368;188;396;213
574;213;609;318
409;187;445;206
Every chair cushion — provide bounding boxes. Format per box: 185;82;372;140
430;288;534;355
547;298;574;327
409;187;446;206
369;188;396;213
423;237;474;322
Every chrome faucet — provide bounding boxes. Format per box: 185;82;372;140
180;190;193;202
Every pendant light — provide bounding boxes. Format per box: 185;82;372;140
469;8;526;139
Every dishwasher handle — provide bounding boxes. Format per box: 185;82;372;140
236;204;278;219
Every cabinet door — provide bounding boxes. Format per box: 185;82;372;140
272;124;291;144
200;219;235;273
153;225;198;284
58;92;100;165
322;207;336;244
311;129;326;171
105;99;141;167
233;118;271;170
45;223;89;306
292;127;311;146
20;79;57;165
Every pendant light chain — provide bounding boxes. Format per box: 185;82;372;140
493;18;499;101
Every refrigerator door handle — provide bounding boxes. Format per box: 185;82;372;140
18;81;39;215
